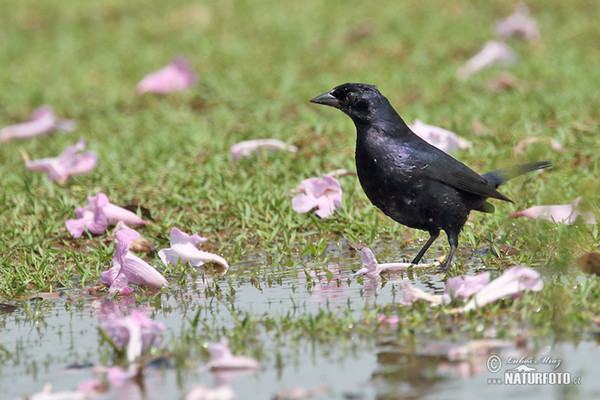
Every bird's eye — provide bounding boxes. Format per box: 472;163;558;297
347;93;359;104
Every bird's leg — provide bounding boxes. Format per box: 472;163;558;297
411;230;440;264
439;231;459;272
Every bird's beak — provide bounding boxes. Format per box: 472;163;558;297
310;91;339;108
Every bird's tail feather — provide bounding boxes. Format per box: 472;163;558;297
482;161;552;188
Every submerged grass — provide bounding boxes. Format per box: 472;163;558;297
1;0;600;395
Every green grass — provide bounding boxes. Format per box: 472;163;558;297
1;0;599;340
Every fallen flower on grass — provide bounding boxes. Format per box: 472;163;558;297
230;138;298;161
495;3;540;41
511;197;596;224
203;338;260;371
291;174;342;218
513;136;564;155
353;247;434;278
136;57;197;94
66;193;148;238
325;168;356;178
158;228;229;271
409;120;472;153
100;229;168;294
0;105;75;142
111;221;155;253
25;138;97;183
396;266;542;312
456;40;518;80
100;309;165;362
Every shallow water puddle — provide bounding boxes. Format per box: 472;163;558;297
1;247;599;399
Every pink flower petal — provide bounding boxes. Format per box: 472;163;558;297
25;138;97;183
66;193;148;238
0;105;75;142
495;3;540;41
462;266;543;311
291;175;343;218
136;57;197;94
457;40;518;80
511;197;596;224
158;228;229;270
230;139;298;161
205;338;260;371
442;272;491;304
101;229;168;293
353;247;433;277
409;119;472;153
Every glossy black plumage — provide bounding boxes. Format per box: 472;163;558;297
310;83;552;271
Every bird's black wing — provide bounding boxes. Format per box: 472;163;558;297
404;137;513;202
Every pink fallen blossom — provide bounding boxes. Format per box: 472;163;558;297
325;168;356;178
106;366;138;388
204;338;260;371
513;136;564;155
136;57;197;94
409;120;472;153
26;384;86;400
495;3;540;41
25;138;97;183
76;379;106;394
377;315;400;326
511;197;596;224
353;247;433;278
66;193;148;238
100;229;168;294
100;309;165;362
462;266;543;311
442;272;491;304
0;105;75;142
291;174;342;218
185;385;235;400
158;228;229;271
230;139;298;161
456;40;518;80
396;266;542;312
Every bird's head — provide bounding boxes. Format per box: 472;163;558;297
310;83;396;125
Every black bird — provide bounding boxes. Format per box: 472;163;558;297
310;83;552;271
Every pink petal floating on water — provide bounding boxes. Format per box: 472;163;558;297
26;384;86;400
230;138;298;161
101;309;165;362
66;193;148;238
378;315;400;325
76;379;106;394
100;229;168;294
456;40;518;80
0;105;75;142
106;366;138;388
462;266;543;312
291;174;342;218
158;228;229;270
409;120;472;153
185;385;236;400
204;338;260;371
25;138;97;183
495;3;540;41
511;197;596;224
136;57;197;94
395;266;542;312
353;247;433;278
442;272;491;304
